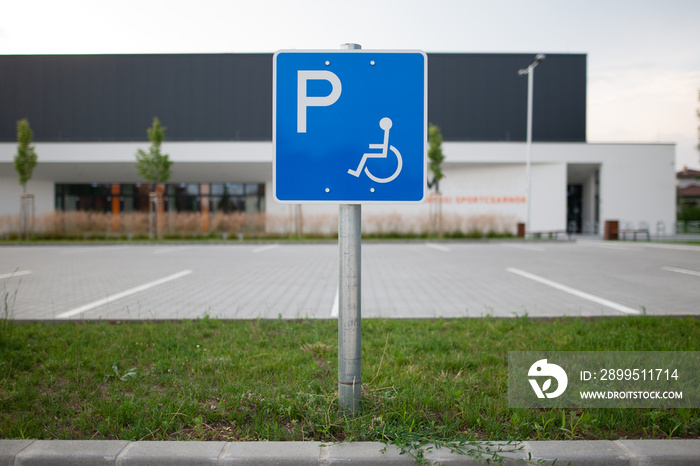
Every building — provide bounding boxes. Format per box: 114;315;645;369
677;167;700;208
0;53;676;236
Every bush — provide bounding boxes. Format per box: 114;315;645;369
678;203;700;223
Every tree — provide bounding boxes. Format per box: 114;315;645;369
135;117;172;239
14;119;38;240
14;119;38;194
427;123;445;237
428;123;445;191
135;117;172;184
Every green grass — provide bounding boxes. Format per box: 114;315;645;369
1;316;698;449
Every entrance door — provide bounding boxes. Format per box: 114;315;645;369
567;184;582;233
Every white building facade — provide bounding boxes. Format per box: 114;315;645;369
0;140;676;236
0;53;676;236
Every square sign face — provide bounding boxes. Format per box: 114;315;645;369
273;50;427;204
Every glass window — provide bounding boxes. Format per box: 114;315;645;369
211;183;225;196
186;183;199;196
54;184;111;212
225;183;245;196
133;183;152;212
55;182;266;214
171;183;199;212
121;184;134;213
209;184;223;213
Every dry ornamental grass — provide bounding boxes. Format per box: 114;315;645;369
1;211;518;240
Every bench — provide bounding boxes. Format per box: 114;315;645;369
529;230;571;240
619;229;650;241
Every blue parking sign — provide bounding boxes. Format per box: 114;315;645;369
273;50;427;203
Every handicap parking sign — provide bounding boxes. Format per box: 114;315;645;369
273;50;427;203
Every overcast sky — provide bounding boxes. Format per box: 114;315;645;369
2;0;698;170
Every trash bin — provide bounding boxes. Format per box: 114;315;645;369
604;220;619;240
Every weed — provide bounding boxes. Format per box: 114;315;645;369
559;411;589;440
104;364;137;383
532;413;557;440
1;273;20;342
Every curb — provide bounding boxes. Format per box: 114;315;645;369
1;439;699;465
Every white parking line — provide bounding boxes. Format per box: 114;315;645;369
640;243;700;252
662;266;700;277
0;270;32;280
507;267;641;315
60;246;130;255
502;244;546;252
579;241;700;253
426;242;450;252
578;241;632;251
252;244;280;254
330;286;339;318
154;246;200;254
57;270;193;319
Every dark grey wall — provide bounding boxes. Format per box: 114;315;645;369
0;53;585;143
428;53;586;142
0;54;273;142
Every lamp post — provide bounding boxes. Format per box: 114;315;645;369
518;54;545;236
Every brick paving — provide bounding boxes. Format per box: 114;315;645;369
1;241;699;320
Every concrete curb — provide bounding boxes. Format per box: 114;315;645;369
1;440;699;465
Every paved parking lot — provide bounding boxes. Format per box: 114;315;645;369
1;240;699;320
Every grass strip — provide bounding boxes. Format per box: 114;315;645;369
1;316;698;445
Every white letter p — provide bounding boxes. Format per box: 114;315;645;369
297;70;341;133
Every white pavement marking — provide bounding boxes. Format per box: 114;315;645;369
578;241;632;251
662;266;700;277
154;246;200;254
330;285;339;318
579;241;700;253
60;246;130;255
0;270;32;280
57;270;193;319
507;267;641;315
501;244;546;252
639;243;700;252
252;244;280;254
426;242;450;252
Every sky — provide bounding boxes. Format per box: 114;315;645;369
2;0;699;170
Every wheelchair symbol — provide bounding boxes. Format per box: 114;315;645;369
348;117;403;183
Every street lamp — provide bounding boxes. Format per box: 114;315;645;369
518;54;545;236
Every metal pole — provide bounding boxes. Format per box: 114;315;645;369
338;42;362;415
518;54;544;237
525;67;533;236
338;203;361;413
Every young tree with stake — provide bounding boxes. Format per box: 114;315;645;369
14;119;38;194
135;117;172;238
14;119;38;239
135;117;172;185
428;123;445;237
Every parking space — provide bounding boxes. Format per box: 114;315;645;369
1;241;698;320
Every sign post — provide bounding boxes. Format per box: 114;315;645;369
273;44;427;414
338;200;362;413
336;42;362;415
